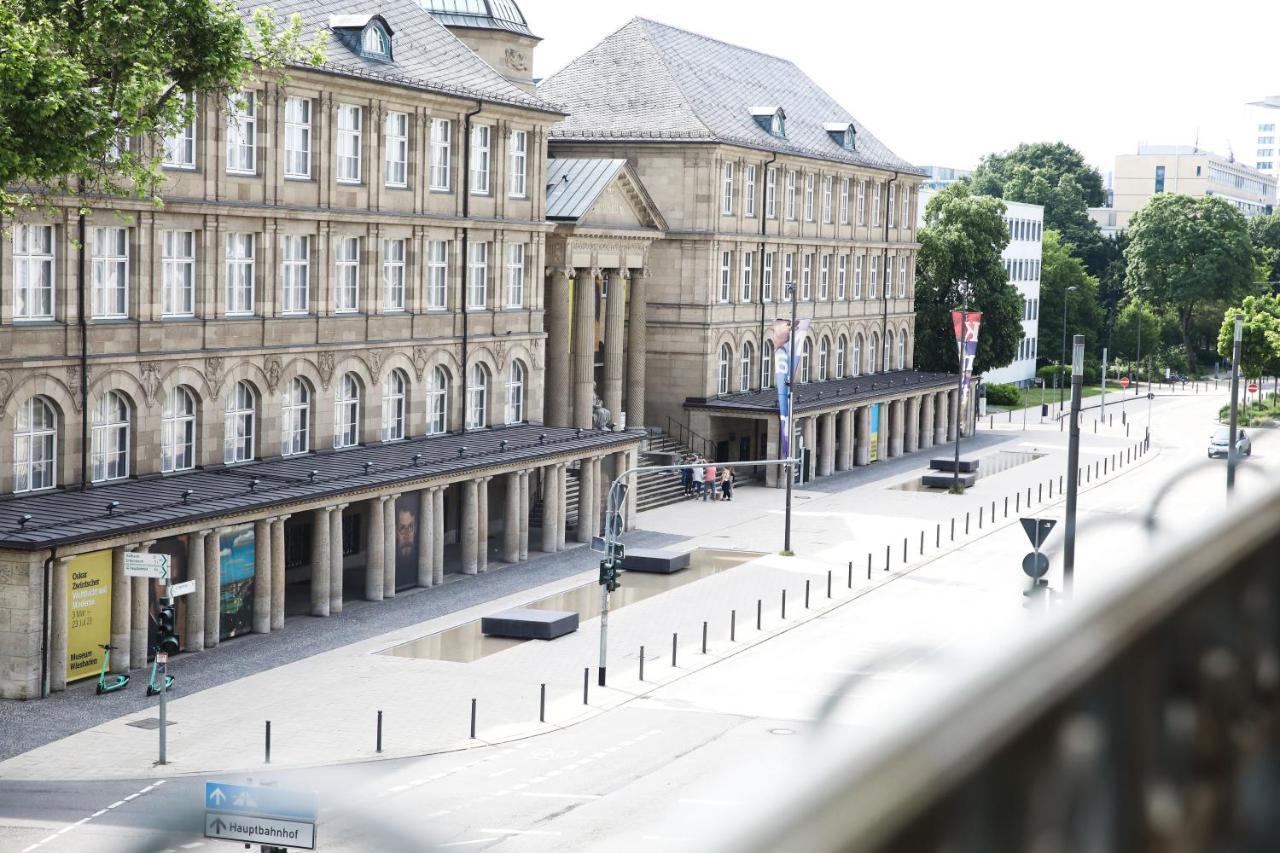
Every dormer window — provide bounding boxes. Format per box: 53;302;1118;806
750;106;786;138
361;23;390;59
825;122;856;151
329;14;395;63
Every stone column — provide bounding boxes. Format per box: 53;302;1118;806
545;267;571;426
922;394;935;450
330;503;347;614
130;541;152;669
626;268;648;428
366;497;385;601
204;529;221;648
518;471;530;561
572;267;596;428
934;391;948;447
603;268;626;424
432;488;445;585
383;494;399;598
890;400;905;457
802;417;817;482
946;390;958;441
504;471;521;563
461;479;479;574
49;556;70;692
837;409;854;471
855;406;871;466
186;531;207;650
310;509;331;617
541;466;558;554
271;517;287;631
477;478;490;572
110;545;132;674
765;417;780;487
418;490;434;587
906;397;920;453
577;457;596;543
253;520;271;633
818;412;836;477
555;464;568;551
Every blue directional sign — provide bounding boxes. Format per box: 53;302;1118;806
205;781;317;821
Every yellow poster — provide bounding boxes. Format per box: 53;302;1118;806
66;550;112;682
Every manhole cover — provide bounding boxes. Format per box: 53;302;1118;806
126;717;177;730
767;727;795;736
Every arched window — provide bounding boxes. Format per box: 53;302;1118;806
852;334;863;377
161;385;197;472
506;361;526;424
361;23;389;57
761;341;774;389
334;373;361;449
869;333;879;374
836;335;847;379
428;367;449;435
740;342;754;393
818;337;830;382
718;343;732;395
466;363;489;429
800;338;812;383
282;377;311;456
897;330;907;370
382;369;407;441
14;396;57;492
91;391;130;482
224;381;255;464
884;330;894;372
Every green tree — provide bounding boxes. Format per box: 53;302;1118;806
1126;194;1256;373
1110;299;1166;365
0;0;323;214
1038;228;1102;362
912;183;1022;374
1249;213;1280;289
1216;295;1280;381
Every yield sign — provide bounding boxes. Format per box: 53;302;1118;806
1020;517;1057;550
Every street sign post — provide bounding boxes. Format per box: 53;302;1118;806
205;781;317;850
123;552;170;579
167;580;197;597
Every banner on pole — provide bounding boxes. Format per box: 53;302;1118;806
951;310;982;416
771;316;812;460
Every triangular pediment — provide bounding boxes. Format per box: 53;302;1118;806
579;166;666;231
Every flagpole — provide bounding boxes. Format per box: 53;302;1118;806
952;309;967;494
783;279;798;555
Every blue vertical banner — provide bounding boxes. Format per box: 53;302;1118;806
951;310;983;419
771;317;812;460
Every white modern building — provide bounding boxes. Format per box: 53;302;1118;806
1244;96;1280;195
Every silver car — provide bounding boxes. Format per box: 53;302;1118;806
1208;426;1251;458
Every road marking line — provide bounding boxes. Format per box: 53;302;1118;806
107;801;125;809
388;785;410;793
90;810;106;818
510;783;528;791
180;843;204;849
73;819;90;826
123;793;140;801
428;809;452;818
520;792;601;800
480;828;562;836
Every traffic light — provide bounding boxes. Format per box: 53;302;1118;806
157;604;180;655
598;558;622;593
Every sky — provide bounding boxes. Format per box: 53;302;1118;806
521;0;1279;179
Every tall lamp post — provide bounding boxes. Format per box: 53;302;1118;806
1227;312;1243;493
1063;334;1084;596
783;279;798;555
1058;285;1077;411
1133;287;1145;396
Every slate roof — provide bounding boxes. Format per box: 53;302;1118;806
686;371;957;415
418;0;535;37
537;18;922;175
545;159;626;220
244;0;560;114
0;424;641;551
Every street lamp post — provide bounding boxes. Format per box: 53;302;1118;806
1228;312;1243;493
952;309;967;494
1063;334;1084;596
1133;289;1144;397
783;279;798;555
1059;285;1076;411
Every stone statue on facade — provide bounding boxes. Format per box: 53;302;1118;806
592;394;612;431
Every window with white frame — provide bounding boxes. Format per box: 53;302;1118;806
857;179;866;225
506;243;525;307
508;130;527;198
761;341;774;389
852;334;862;376
284;96;311;178
800;338;812;383
868;332;879;373
722;161;734;215
745;165;756;217
427;240;448;309
226;91;256;174
898;256;907;297
783;253;794;295
282;377;311;456
90;391;130;482
430;118;451;190
225;232;254;316
883;330;893;372
336;103;362;183
719;250;732;303
383;238;406;311
383;369;407;441
804;173;815;221
334;373;361;448
161;230;195;317
822;176;832;223
428;367;449;434
224;380;256;463
819;254;830;300
897;331;906;369
466;363;488;429
872;183;882;226
836;335;846;378
718;343;731;395
837;255;847;300
506;361;525;423
740;342;753;392
281;235;309;314
384;111;408;187
901;187;911;232
741;251;754;302
887;184;896;228
869;255;879;299
766;167;777;218
762;251;774;302
467;241;488;309
13;224;54;320
163;92;196;169
801;253;813;301
335;237;360;313
839;177;849;224
470;125;490;194
91;227;128;318
818;337;829;381
13;396;57;492
853;254;863;299
785;170;797;220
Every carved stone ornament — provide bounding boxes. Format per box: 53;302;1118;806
504;47;529;71
495;340;508;369
412;346;431;380
265;356;283;393
318;351;336;389
204;356;224;399
65;366;83;412
368;349;385;382
140;361;161;406
0;374;12;420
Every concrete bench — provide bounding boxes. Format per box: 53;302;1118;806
481;608;579;640
922;472;977;489
929;457;980;473
622;548;691;574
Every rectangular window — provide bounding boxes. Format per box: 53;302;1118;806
719;250;732;303
335;236;359;312
225;233;254;316
762;251;774;302
898;256;907;297
281;235;309;314
1154;164;1166;193
336;103;362;183
819;254;830;300
857;179;867;225
785;171;797;220
801;253;813;301
427;240;449;310
822;176;833;223
163;93;196;169
430;118;451;190
506;243;525;307
13;224;55;320
508;130;527;198
284;96;312;178
383;111;408;188
383;238;406;311
783;253;794;297
745;165;756;217
722;161;734;215
901;186;911;231
470;125;491;195
887;184;897;228
226;91;256;174
467;241;488;309
766;167;777;218
741;251;754;302
872;183;882;226
869;255;879;298
161;230;195;317
91;227;128;318
804;173;815;221
853;254;863;299
840;178;849;224
837;254;847;300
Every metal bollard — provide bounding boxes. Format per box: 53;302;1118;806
848;561;853;588
884;544;890;572
1027;487;1032;505
672;633;678;667
470;699;476;739
702;621;708;654
936;523;941;547
583;668;589;704
1095;461;1100;478
540;683;547;721
1016;492;1020;511
867;553;872;579
782;589;787;619
1126;423;1130;438
979;507;984;528
902;537;907;562
377;710;383;753
827;570;832;598
1004;496;1008;518
1049;480;1054;499
951;518;956;540
265;720;271;764
990;415;994;430
1093;420;1097;434
920;530;925;555
1038;483;1042;503
965;512;970;534
639;646;645;681
757;599;762;630
805;579;810;609
731;610;737;641
991;501;996;522
1059;475;1063;492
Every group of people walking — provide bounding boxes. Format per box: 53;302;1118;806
680;456;735;501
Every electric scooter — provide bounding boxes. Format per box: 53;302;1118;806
145;646;175;696
95;644;130;694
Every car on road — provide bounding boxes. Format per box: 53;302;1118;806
1207;426;1251;458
